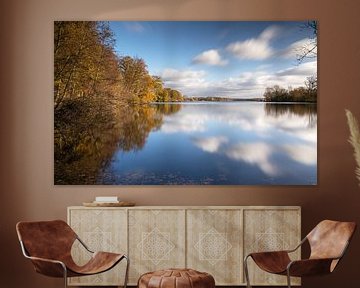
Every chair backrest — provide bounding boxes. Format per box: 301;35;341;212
307;220;356;261
16;220;77;261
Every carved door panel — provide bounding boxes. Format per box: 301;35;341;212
68;208;127;286
187;209;243;285
243;209;301;286
128;209;186;284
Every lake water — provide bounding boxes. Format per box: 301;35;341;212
97;102;317;185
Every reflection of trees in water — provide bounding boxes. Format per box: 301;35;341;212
154;103;182;115
55;103;182;184
54;94;122;185
116;105;163;152
116;104;182;151
264;103;317;128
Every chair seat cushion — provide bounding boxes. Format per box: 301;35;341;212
138;268;215;288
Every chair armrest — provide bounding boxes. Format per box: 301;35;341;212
245;237;306;260
248;250;289;255
25;255;64;265
247;250;290;260
76;236;94;253
285;237;307;253
25;255;67;278
19;240;67;277
287;258;336;277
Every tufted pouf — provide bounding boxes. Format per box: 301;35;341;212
138;268;215;288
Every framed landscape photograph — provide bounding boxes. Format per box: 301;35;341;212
54;21;317;185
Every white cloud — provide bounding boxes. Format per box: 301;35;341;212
255;61;317;90
192;136;228;153
161;68;206;82
226;25;280;60
219;60;316;97
160;60;316;98
192;49;228;66
124;22;145;33
160;68;209;96
280;38;317;59
275;61;317;77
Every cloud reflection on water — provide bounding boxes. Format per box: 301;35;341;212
102;102;317;184
160;103;316;138
160;112;208;133
282;144;317;166
225;142;279;176
162;103;317;177
192;136;229;153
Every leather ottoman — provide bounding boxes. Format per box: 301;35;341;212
138;268;215;288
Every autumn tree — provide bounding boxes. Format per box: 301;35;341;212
54;21;184;184
119;56;153;102
156;88;169;102
54;21;126;184
152;76;165;101
168;89;184;102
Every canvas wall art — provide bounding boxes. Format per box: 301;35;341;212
54;21;317;185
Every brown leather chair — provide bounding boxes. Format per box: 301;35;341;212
244;220;356;288
16;220;129;288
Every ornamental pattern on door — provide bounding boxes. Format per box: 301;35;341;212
68;209;127;286
243;209;301;286
128;209;186;284
187;209;243;285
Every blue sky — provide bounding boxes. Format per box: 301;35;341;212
109;21;317;98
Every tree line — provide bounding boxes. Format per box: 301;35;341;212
54;21;183;184
263;75;317;103
55;21;183;110
118;56;184;103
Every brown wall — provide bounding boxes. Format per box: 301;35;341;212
1;0;360;287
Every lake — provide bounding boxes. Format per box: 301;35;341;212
98;102;317;185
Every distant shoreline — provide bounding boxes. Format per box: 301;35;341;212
151;98;317;104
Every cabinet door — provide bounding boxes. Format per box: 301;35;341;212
68;208;127;286
187;209;243;285
128;209;186;284
244;209;301;286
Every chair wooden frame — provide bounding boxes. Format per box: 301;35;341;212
243;220;356;288
16;220;129;288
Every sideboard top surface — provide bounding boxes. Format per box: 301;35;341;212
68;205;301;210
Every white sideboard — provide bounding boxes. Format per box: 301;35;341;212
67;206;301;286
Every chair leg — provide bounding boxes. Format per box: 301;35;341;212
286;269;291;288
62;264;68;288
244;255;252;288
123;255;130;288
